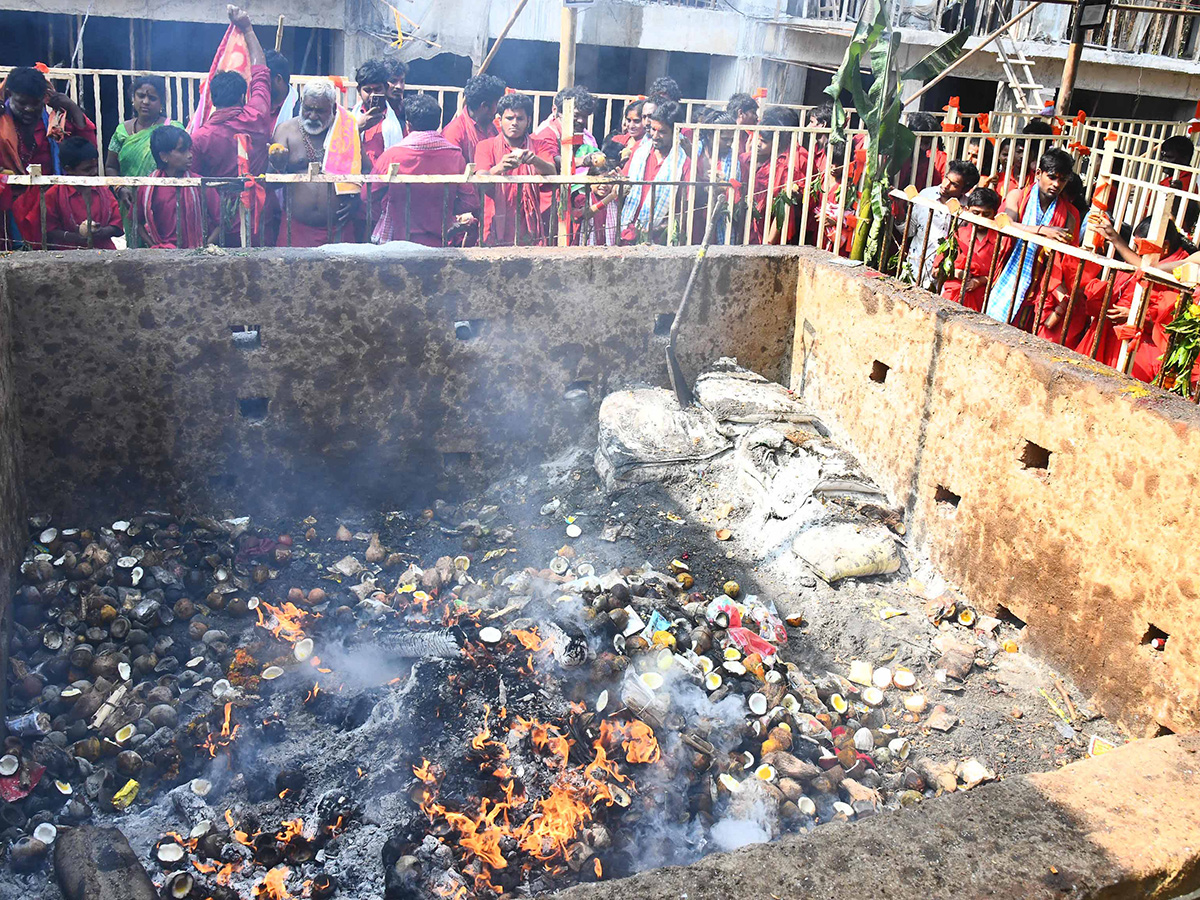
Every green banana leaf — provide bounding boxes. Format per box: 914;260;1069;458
902;26;971;83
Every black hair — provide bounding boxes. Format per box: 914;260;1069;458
1022;119;1054;135
387;57;409;80
496;92;534;120
697;107;724;125
150;124;190;168
463;74;505;112
648;100;682;128
130;74;167;104
965;186;1001;211
621;99;645;120
554;85;595;116
355;58;391;89
4;67;48;98
649;76;681;102
600;137;625;171
968;136;994;173
809;103;833;128
1038;147;1074;177
209;71;247;109
264;50;291;86
829;140;847;167
906;111;938;133
727;92;758;117
947;159;980;190
1133;215;1193;255
404;93;441;131
59;136;97;171
761;106;800;129
1161;135;1194;163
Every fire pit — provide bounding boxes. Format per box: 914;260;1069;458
1;367;1121;900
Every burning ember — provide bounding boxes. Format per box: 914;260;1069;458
199;703;241;757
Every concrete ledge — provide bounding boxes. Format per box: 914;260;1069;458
789;253;1200;737
557;735;1200;900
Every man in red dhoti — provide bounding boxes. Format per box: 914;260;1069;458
0;65;97;249
42;137;122;250
367;95;475;247
441;75;505;168
191;6;273;178
986;148;1081;335
474;93;555;246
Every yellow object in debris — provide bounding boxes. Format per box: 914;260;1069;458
1003;639;1019;653
112;779;139;810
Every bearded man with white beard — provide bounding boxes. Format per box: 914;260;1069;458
268;79;362;246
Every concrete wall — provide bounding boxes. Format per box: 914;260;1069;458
0;0;346;29
0;246;798;523
0;266;24;734
790;253;1200;737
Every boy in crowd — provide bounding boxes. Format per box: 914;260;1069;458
939;187;1003;312
137;125;221;248
906;159;980;289
356;57;405;170
42;137;123;250
474;93;556;246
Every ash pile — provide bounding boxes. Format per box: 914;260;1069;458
0;361;1103;900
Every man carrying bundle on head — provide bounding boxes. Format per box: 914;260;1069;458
474;92;556;246
986;148;1081;334
268;78;363;246
0;64;97;249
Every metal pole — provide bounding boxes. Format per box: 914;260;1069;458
479;0;533;75
1056;0;1086;115
558;6;578;91
905;1;1046;108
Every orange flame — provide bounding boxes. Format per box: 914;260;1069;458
511;628;546;651
255;601;316;644
304;682;320;704
253;865;292;900
200;703;240;757
600;719;661;764
594;857;603;878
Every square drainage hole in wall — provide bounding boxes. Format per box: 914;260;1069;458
230;325;262;349
654;313;675;336
934;485;961;507
870;360;889;383
1021;440;1051;470
1142;623;1169;651
996;605;1027;630
454;320;485;341
238;397;269;420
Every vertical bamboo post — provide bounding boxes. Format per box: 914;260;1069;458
1117;190;1170;373
558;97;575;248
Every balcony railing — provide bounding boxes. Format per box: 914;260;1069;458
778;0;1200;64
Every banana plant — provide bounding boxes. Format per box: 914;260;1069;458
825;0;969;262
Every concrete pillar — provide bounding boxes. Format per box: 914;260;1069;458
645;50;670;92
706;54;766;100
900;78;924;111
763;60;807;106
334;30;380;79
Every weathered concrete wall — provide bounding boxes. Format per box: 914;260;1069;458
0;265;24;734
1;246;797;523
557;734;1200;900
790;254;1200;737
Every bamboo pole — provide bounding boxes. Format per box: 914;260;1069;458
559;5;578;91
479;0;532;75
275;16;285;52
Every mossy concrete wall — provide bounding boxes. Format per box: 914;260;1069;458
790;255;1200;738
0;271;23;733
0;246;798;522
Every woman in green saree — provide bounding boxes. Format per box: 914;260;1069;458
106;74;176;243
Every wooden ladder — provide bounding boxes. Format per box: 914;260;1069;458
995;35;1048;114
